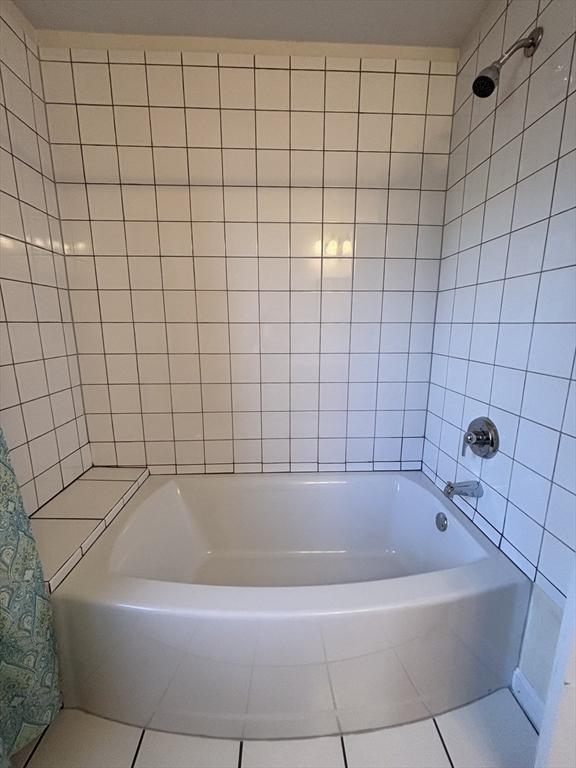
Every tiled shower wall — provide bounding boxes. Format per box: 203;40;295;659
40;45;455;474
0;4;90;515
424;0;575;599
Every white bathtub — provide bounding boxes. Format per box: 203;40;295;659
53;471;530;739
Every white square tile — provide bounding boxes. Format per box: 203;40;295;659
135;730;239;767
291;70;324;110
504;503;543;564
242;736;345;768
77;105;115;144
346;719;450;768
428;75;455;115
220;67;254;109
325;71;359;111
118;145;151;182
392;114;425;152
291;112;324;149
147;64;184;106
358;113;391;151
257;149;289;186
183;66;220;107
256;111;289;149
545;208;576;270
30;519;99;579
536;266;576;323
519;103;564;180
151;107;186;146
395;74;428;114
34;478;133;519
512;164;555;231
27;709;141;768
42;61;74;103
528;323;575;378
521;372;569;431
221;110;255;148
187;108;221;147
110;63;148;105
554;434;576;495
538;530;575;595
73;62;112;104
255;68;289;110
525;38;572;127
436;689;538;768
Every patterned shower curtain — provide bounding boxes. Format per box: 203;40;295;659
0;428;60;767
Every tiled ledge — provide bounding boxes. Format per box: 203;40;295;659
30;467;149;593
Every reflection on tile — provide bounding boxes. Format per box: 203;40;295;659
436;689;537;768
18;690;538;768
31;519;99;579
33;480;133;518
26;710;141;768
242;736;345;768
330;649;427;731
345;718;450;768
135;730;239;768
395;632;501;715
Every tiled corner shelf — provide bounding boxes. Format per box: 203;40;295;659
30;467;149;593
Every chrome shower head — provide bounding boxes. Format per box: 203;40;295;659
472;26;543;98
472;63;501;98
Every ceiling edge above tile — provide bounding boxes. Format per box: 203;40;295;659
34;29;459;62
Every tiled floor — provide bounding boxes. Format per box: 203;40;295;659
30;467;148;591
14;689;538;768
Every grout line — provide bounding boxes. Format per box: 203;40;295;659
433;718;455;768
181;73;207;474
340;735;349;768
66;45;119;470
220;55;236;471
314;53;328;471
129;729;146;768
237;739;243;768
252;54;263;473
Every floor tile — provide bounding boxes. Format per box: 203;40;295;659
31;519;99;579
436;689;538;768
33;480;133;519
26;710;142;768
241;736;345;767
134;730;239;767
81;467;146;481
344;719;451;768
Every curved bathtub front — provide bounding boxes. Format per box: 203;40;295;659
52;472;531;739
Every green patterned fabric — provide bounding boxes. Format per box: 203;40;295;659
0;428;60;767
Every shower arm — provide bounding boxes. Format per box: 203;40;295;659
495;27;544;68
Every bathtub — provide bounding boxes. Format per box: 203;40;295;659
52;471;530;739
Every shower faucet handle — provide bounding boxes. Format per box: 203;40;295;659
461;417;499;459
462;430;479;453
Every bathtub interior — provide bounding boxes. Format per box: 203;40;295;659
109;473;488;587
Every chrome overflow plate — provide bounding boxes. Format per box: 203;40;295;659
436;512;448;532
461;416;499;459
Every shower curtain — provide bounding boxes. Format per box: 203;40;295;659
0;428;60;767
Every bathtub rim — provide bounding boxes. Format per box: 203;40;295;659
52;470;531;618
